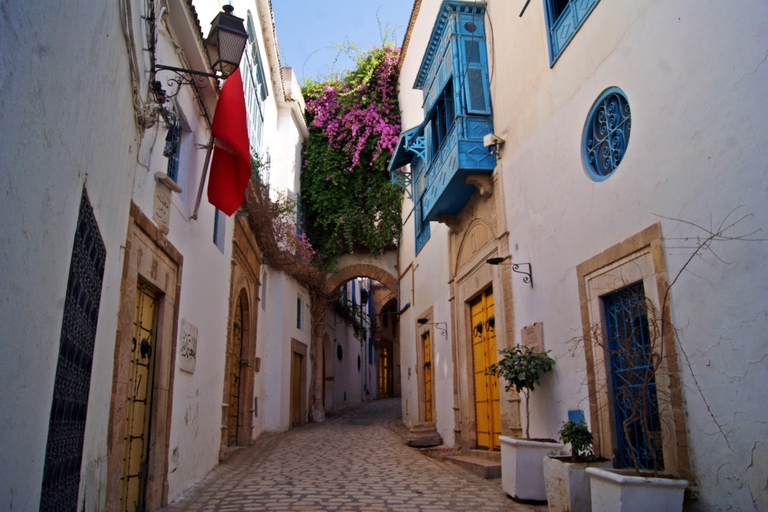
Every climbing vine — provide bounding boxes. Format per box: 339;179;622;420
300;45;403;264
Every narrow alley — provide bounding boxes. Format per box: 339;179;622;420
160;399;545;512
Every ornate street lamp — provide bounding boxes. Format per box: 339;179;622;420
204;5;249;78
154;5;248;84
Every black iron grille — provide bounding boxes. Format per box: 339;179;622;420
40;188;106;511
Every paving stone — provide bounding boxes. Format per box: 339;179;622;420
159;398;547;512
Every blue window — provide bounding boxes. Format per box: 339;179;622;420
603;282;663;470
244;11;267;154
297;297;302;329
415;198;431;255
213;208;226;253
582;87;631;181
389;1;495;253
544;0;601;66
164;118;182;182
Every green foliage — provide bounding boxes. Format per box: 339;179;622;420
487;345;555;394
559;420;595;462
300;45;403;264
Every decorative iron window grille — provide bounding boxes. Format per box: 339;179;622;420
164;114;182;182
40;188;106;511
544;0;601;65
603;282;664;471
583;87;631;181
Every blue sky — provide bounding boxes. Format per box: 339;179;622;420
271;0;416;83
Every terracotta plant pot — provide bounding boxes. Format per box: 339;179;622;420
586;467;687;512
499;436;562;501
543;456;612;512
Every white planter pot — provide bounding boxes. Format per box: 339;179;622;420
499;436;562;501
586;467;687;512
543;456;613;512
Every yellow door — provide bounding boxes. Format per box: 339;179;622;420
120;282;158;512
227;297;244;446
422;332;433;422
378;348;389;397
290;351;303;426
471;287;501;450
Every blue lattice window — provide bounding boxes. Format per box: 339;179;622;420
603;282;664;471
415;198;431;255
582;87;631;181
544;0;601;65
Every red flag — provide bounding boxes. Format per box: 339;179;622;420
207;68;251;216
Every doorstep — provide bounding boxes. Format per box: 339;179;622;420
445;453;502;479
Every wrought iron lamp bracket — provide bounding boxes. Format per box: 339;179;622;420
485;257;534;289
511;263;533;289
153;65;218;99
417;318;447;337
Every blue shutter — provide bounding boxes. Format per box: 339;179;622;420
459;36;491;115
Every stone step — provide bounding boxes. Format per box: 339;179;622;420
468;449;501;462
445;455;502;479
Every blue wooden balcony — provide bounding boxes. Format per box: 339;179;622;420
390;114;494;222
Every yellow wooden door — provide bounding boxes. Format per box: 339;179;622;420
227;297;244;446
120;282;158;512
422;332;433;422
379;348;391;397
471;287;501;450
290;351;303;426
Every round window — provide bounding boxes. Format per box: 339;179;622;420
337;344;343;361
582;87;631;181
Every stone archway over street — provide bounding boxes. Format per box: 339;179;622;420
310;250;399;421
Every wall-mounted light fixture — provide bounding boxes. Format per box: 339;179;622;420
486;257;534;289
483;133;505;156
417;318;447;337
154;5;248;98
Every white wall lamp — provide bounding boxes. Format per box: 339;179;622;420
486;256;533;289
417;318;447;337
483;133;505;156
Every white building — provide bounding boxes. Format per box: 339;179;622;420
392;0;768;509
0;0;309;510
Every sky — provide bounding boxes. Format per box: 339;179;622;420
270;0;416;83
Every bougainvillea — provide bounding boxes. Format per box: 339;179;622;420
300;45;403;263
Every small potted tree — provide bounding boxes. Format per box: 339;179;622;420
543;420;612;512
488;345;559;501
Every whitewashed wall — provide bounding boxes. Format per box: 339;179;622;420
397;1;768;507
0;1;140;509
487;0;768;509
395;0;460;445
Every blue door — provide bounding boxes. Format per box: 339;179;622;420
604;282;664;470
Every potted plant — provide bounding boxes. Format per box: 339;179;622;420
583;294;687;512
543;420;612;512
487;344;559;501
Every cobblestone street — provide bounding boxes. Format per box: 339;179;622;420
161;398;546;511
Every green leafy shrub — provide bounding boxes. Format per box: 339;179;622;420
487;345;555;439
559;420;595;462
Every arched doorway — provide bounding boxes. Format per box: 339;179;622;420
227;289;250;446
309;259;399;421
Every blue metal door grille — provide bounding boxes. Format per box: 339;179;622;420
40;188;106;511
604;282;664;471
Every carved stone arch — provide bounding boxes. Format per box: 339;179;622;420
324;263;398;295
373;291;398;317
455;218;496;277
